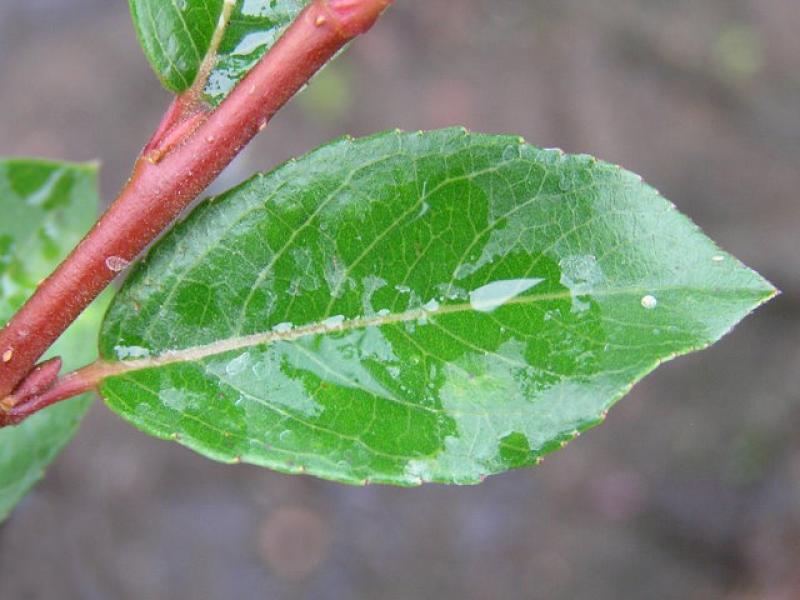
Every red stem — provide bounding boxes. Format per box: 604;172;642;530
0;0;392;407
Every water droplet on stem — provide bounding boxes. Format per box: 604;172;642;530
106;256;130;273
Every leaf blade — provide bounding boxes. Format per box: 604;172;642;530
99;129;775;485
0;159;103;520
129;0;312;105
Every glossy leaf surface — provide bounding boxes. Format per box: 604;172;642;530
99;129;775;486
129;0;311;105
0;160;102;520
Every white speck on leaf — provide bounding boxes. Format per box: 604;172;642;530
114;345;151;360
322;315;346;329
422;299;440;312
641;295;658;310
272;322;294;334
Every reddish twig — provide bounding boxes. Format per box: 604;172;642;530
0;0;393;416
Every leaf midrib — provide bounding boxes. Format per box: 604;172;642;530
101;283;767;379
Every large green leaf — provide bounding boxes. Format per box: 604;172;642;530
0;160;103;521
129;0;311;105
99;129;775;486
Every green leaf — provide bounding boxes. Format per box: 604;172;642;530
99;129;775;486
129;0;311;105
0;159;103;521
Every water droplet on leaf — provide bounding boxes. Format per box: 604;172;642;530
469;278;544;313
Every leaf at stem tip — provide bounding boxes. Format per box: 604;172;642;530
0;159;105;522
99;129;776;486
129;0;312;105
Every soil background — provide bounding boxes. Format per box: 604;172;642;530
1;1;799;598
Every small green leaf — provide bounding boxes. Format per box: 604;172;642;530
99;129;775;486
0;159;103;521
129;0;311;105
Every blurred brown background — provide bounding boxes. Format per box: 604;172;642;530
1;1;798;598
